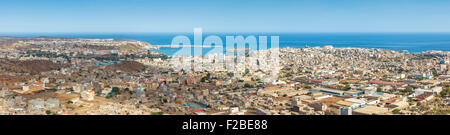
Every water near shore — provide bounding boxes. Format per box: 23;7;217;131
2;33;450;55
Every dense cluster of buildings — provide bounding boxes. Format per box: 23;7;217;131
0;37;449;115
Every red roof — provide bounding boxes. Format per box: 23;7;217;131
192;110;203;113
34;82;44;85
369;80;407;86
310;79;323;83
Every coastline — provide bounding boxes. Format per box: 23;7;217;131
2;34;450;56
1;35;449;115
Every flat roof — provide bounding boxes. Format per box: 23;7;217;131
313;88;345;94
336;100;355;107
353;106;389;115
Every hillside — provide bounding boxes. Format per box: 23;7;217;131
104;61;146;73
0;59;66;74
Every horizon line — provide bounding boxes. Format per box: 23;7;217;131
2;32;450;34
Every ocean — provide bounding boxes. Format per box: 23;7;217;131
1;33;450;55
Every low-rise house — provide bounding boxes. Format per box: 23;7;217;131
102;87;112;96
28;99;45;111
81;90;95;101
339;107;352;115
255;108;271;115
312;88;345;96
308;102;327;111
352;106;389;115
311;92;332;100
387;101;409;109
364;86;377;96
45;98;60;109
336;100;358;110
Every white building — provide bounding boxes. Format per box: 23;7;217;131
81;90;95;101
364;86;377;96
339;107;352;115
414;87;442;96
229;107;239;113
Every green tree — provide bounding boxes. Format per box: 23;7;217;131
244;83;254;88
377;87;383;92
106;93;113;99
206;72;211;79
200;77;207;82
405;86;414;93
227;72;233;77
151;112;163;115
440;88;449;97
45;110;52;115
244;68;250;76
285;73;292;77
343;85;351;91
304;85;312;89
112;87;120;94
392;109;401;114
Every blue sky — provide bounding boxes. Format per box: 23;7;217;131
0;0;449;33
